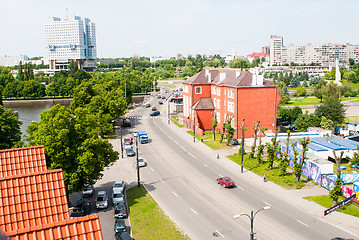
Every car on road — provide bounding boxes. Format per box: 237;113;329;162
152;106;157;111
157;94;161;99
126;148;135;156
115;232;132;240
114;219;126;233
138;157;147;167
217;177;235;188
124;137;133;145
161;96;166;99
145;103;151;108
113;180;125;194
280;121;290;126
229;139;239;146
150;110;160;116
81;184;94;197
96;191;109;209
112;190;124;205
124;143;132;150
133;131;138;138
120;119;131;127
114;202;127;218
289;124;296;131
159;100;163;104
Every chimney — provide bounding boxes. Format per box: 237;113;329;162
220;72;226;82
208;72;211;83
251;73;257;86
235;71;241;78
257;74;264;85
205;69;209;76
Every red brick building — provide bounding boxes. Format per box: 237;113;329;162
182;69;281;138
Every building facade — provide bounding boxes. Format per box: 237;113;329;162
44;16;97;71
269;35;359;67
182;69;280;139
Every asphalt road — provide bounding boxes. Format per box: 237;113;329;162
70;90;359;240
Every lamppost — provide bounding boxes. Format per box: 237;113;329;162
135;135;140;187
120;124;123;159
192;110;196;142
233;206;270;240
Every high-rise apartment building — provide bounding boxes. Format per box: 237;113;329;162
44;16;97;71
269;36;359;67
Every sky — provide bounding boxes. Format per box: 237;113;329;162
1;0;359;58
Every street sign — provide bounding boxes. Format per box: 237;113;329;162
324;192;358;216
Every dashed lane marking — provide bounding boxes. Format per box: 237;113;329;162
319;218;359;238
218;174;223;177
203;163;208;167
237;186;244;190
263;201;271;206
215;230;224;238
296;220;308;227
191;208;198;215
150;168;154;171
188;152;196;158
180;146;187;151
172;192;178;197
173;140;180;145
160;178;164;182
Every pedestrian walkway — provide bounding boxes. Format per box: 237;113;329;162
159;114;359;237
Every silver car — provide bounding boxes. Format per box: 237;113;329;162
95;190;108;209
138;157;147;167
113;180;125;193
112;190;124;205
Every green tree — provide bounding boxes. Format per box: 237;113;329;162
312;79;327;102
212;115;218;140
0;105;22;149
26;105;119;194
225;117;235;146
294;112;321;132
343;70;358;83
69;59;79;77
329;151;344;206
314;97;345;125
320;116;334;130
295;137;310;182
294;87;307;97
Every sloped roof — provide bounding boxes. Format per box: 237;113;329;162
192;97;214;110
183;70;220;84
247;52;269;58
0;146;47;178
0;169;69;233
6;215;103;240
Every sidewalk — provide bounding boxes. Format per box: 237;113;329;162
162;113;359;237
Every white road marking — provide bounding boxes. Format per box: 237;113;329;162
218;174;223;177
190;208;198;215
216;230;224;238
150;168;154;171
168;136;173;140
263;201;271;206
296;220;308;227
173;140;180;145
180;146;187;151
319;218;359;238
237;186;244;190
188;152;196;158
203;163;208;167
172;192;178;197
160;178;164;182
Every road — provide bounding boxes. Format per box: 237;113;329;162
71;90;359;240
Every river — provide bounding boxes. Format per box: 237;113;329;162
3;99;72;137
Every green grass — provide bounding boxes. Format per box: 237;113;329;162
304;195;359;218
203;140;232;150
285;97;321;106
126;185;190;240
171;118;184;128
340;97;359;102
227;153;308;189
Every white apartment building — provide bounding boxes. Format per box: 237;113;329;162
269;36;359;67
0;55;29;67
44;16;96;71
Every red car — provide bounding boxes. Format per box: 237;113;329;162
124;137;133;145
217;177;235;188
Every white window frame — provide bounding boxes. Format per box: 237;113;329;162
211;86;215;94
216;112;221;123
228;89;234;99
184;85;188;93
217;99;220;109
228;101;234;113
216;87;220;96
195;86;202;94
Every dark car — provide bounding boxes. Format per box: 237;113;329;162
120;119;131;127
280;121;290;126
229;139;239;146
125;148;135;156
150;111;160;116
152;106;157;111
159;100;163;104
289;124;296;131
161;96;166;99
217;177;235;188
157;95;161;99
114;202;127;218
115;232;132;240
145;103;151;108
114;219;126;233
81;184;94;197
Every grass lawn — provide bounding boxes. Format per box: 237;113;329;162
304;195;359;218
126;185;190;240
186;130;231;149
227;153;309;189
171;118;184;128
285;97;321;106
203;140;232;150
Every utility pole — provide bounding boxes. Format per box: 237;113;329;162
120;124;123;158
239;119;246;173
193;110;196;142
136;136;140;187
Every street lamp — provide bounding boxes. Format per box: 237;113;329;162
233;206;270;240
120;124;123;159
135;135;140;187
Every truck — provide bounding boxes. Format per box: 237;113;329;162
137;131;148;144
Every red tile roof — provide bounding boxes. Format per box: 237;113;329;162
0;146;47;178
247;52;269;58
193;97;214;110
0;169;69;233
6;215;103;240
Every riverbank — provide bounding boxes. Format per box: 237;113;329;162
3;98;72;107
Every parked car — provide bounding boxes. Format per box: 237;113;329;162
69;206;86;219
280;121;290;126
217;177;235;188
124;137;133;145
161;96;166;99
145;103;151;108
120;119;131;127
157;94;161;99
229;139;239;146
112;190;124;205
114;202;127;218
126;148;135;156
159;100;163;105
115;232;132;240
138;157;147;167
82;184;94;197
289;124;296;131
124;143;132;150
133;131;138;138
114;219;126;233
113;180;125;193
152;106;157;111
96;191;109;209
150;110;160;116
